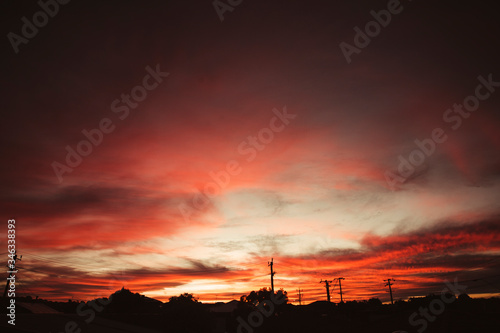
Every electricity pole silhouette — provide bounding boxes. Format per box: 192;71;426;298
3;251;21;298
337;277;345;302
268;258;275;294
320;279;333;302
297;288;302;305
385;278;395;304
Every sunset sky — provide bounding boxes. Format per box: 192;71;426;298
2;0;500;304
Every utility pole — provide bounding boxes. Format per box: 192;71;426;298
297;288;302;305
320;279;333;302
268;258;275;294
337;277;345;302
385;278;395;304
4;251;21;298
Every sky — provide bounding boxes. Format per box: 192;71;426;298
1;0;500;304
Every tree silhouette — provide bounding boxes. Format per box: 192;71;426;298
240;287;288;305
168;292;199;304
163;293;212;333
367;297;382;307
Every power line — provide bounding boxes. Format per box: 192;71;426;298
268;258;275;294
337;277;345;303
297;288;303;305
320;279;333;302
384;278;395;305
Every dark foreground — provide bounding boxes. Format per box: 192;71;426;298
1;289;499;333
